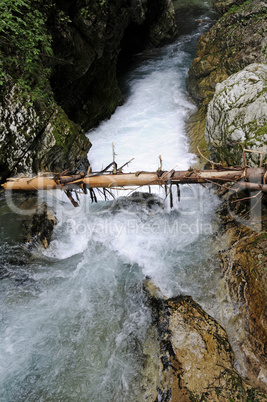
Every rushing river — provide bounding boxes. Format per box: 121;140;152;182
0;2;248;401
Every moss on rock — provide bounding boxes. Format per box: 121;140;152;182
0;76;91;183
205;63;267;166
186;0;266;165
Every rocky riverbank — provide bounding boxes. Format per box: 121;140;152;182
186;0;266;163
142;284;267;401
217;193;267;387
138;0;267;399
185;1;266;391
141;192;267;399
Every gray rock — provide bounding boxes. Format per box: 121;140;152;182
205;63;267;166
0;77;91;182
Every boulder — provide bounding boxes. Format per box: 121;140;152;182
0;77;91;183
205;63;267;166
22;201;57;250
142;285;267;401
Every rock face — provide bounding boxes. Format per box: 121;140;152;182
188;0;266;106
219;200;267;391
205;63;267;166
0;78;90;183
186;0;267;160
48;0;177;129
143;287;267;401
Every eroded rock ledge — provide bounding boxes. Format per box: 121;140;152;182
0;80;90;182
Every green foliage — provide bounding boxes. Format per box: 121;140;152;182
0;0;54;102
80;0;107;19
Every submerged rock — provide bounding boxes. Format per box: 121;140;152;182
205;63;267;166
22;201;57;250
109;192;164;216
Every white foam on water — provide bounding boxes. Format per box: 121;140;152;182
88;47;196;173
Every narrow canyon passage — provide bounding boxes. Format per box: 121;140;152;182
0;2;249;400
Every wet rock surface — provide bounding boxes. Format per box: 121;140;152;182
48;0;177;130
22;201;57;250
143;281;267;401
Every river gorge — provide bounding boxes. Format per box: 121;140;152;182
0;0;266;400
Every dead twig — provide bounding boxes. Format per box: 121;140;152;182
197;146;222;168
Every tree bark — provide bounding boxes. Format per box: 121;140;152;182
2;167;266;192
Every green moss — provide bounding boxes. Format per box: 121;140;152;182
254;124;267;139
186;105;210;167
226;0;252;15
81;0;107;19
45;106;91;168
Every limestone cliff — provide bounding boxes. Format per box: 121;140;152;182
186;0;266;160
188;0;266;105
0;77;90;182
219;196;267;391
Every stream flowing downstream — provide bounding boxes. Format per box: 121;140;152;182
0;2;248;401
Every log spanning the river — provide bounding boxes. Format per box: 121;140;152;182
2;167;267;192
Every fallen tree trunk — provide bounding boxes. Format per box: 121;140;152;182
1;167;266;192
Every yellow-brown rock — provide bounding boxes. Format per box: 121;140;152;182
158;296;267;401
142;280;267;401
220;202;267;390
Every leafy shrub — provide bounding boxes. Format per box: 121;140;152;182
0;0;53;101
